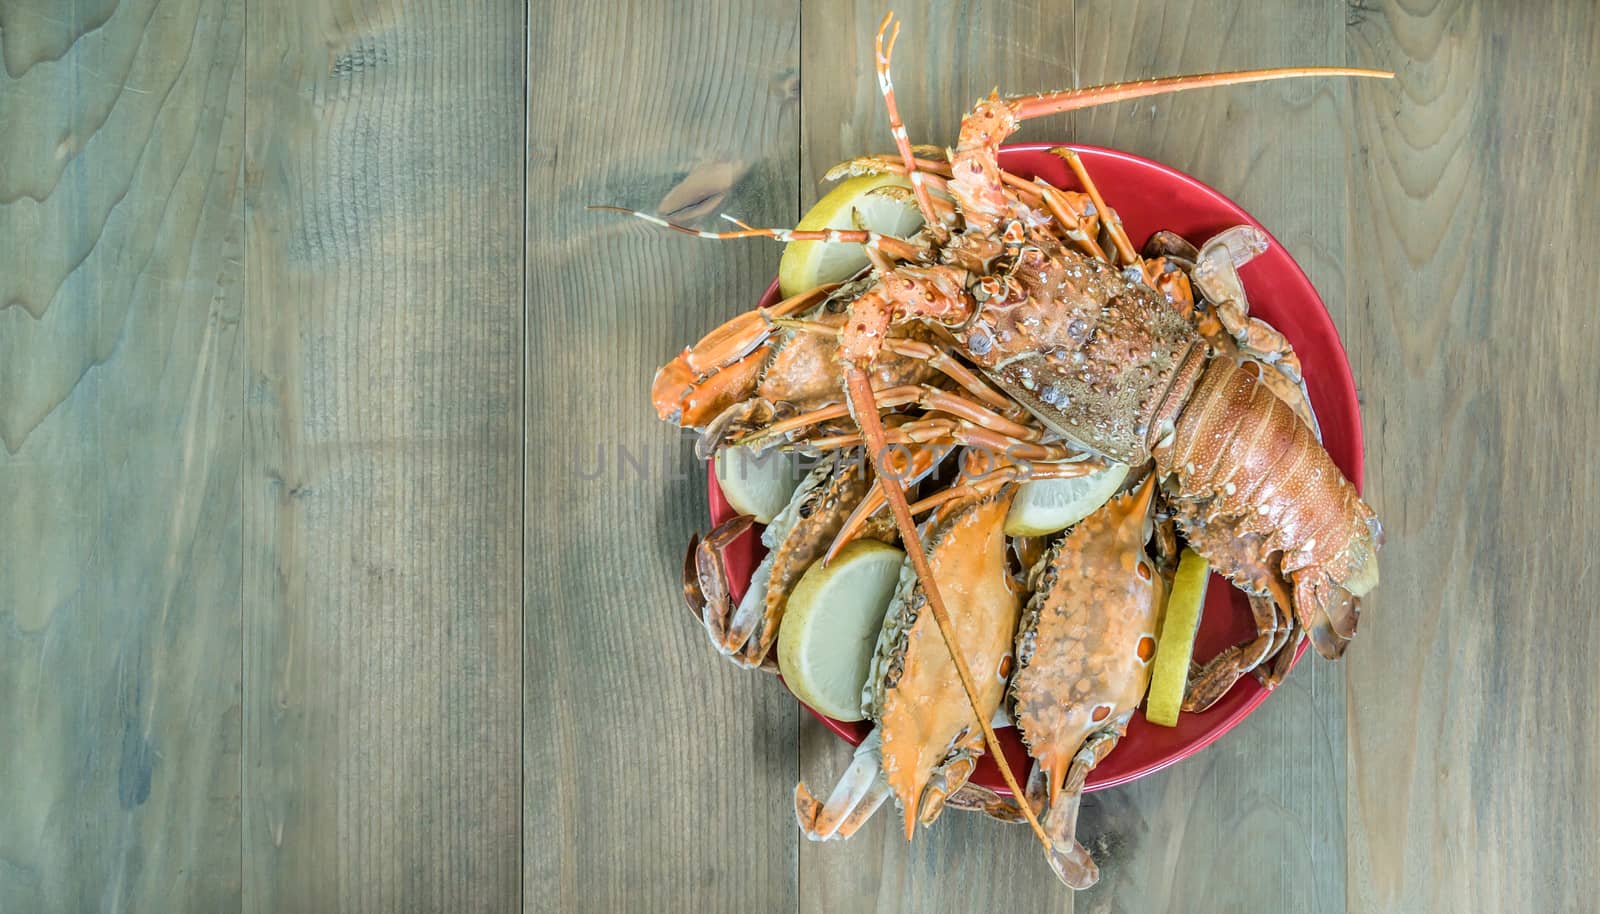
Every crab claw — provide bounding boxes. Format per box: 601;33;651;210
686;515;755;646
794;730;893;841
681;534;706;622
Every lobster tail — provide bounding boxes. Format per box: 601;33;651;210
1155;358;1381;661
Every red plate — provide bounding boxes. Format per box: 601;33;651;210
705;144;1364;795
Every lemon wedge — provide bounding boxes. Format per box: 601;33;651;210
777;540;905;721
777;174;925;297
714;445;803;524
1003;462;1131;537
1145;548;1210;727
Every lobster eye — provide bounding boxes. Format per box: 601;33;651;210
1136;560;1152;582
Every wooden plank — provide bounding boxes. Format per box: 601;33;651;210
524;3;802;912
0;1;245;911
797;3;1080;911
241;3;524;912
1069;3;1351;911
1343;3;1600;911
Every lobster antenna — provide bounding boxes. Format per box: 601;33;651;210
1012;66;1394;121
874;12;946;235
844;367;1055;854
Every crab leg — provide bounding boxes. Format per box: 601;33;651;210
917;753;979;826
714;453;882;666
688;284;838;374
1183;593;1286;712
1030;720;1127;889
1260;618;1304;690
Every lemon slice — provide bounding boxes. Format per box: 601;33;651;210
714;445;803;524
777;540;906;721
777;174;925;297
1145;548;1210;727
1003;461;1131;537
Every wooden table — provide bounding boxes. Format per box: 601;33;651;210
3;1;1595;911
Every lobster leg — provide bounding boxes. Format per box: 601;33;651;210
1055;149;1140;267
823;442;953;563
593;206;931;262
776;319;1020;414
805;419;1074;463
737;383;1042;451
825;153;954;182
904;458;1104;517
824;450;1104;565
1034;181;1109;261
652;283;838;427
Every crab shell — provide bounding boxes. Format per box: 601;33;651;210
1010;477;1163;787
862;486;1021;837
725;450;893;667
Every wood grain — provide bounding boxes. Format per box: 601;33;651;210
524;3;802;912
241;3;524;912
0;1;245;911
5;1;1600;911
1069;4;1351;913
797;2;1080;911
1343;2;1600;911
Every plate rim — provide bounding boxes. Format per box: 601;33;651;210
704;141;1364;795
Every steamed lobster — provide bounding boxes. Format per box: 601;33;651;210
618;12;1387;887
